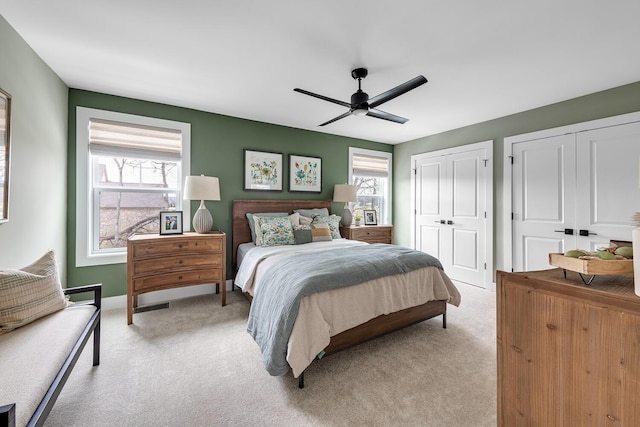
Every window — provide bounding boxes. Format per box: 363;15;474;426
349;147;392;225
76;107;191;266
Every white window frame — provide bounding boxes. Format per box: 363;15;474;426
76;107;191;266
348;147;392;225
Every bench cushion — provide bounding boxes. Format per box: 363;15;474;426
0;251;69;335
0;304;96;427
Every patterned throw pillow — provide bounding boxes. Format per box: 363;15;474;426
0;251;70;335
246;212;288;242
311;214;342;239
256;216;295;247
310;223;332;242
253;213;301;245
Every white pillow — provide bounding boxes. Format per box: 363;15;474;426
299;215;312;226
0;251;70;335
294;208;329;218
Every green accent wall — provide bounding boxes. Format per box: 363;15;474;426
67;89;392;297
394;81;640;275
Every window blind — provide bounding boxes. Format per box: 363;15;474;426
352;153;389;177
88;118;182;161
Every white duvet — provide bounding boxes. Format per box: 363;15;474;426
234;240;461;378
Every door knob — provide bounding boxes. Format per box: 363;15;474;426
554;228;574;235
446;220;454;225
579;229;597;236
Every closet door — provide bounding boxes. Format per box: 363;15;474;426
575;121;640;250
445;149;486;285
512;134;576;271
414;148;487;287
415;155;445;261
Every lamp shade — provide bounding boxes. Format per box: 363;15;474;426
333;184;357;203
183;175;220;201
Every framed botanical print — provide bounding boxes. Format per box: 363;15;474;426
289;154;321;192
0;88;11;223
244;149;283;191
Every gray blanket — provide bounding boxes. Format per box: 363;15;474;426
246;243;443;376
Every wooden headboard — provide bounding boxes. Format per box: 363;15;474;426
232;199;332;268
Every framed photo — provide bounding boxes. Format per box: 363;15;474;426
289;154;322;192
244;149;283;191
0;88;11;223
364;210;377;225
159;211;183;235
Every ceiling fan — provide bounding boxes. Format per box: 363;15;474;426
294;68;427;127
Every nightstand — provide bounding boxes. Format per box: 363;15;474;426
339;225;393;244
126;231;226;324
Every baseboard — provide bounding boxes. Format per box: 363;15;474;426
99;279;234;311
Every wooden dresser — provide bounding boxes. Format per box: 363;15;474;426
126;231;226;324
497;268;640;426
339;225;393;244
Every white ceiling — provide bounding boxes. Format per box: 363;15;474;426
2;1;640;144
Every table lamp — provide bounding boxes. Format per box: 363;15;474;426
183;175;220;233
333;184;357;227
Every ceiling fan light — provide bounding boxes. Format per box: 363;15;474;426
353;107;368;117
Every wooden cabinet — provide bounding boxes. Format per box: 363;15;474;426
497;269;640;426
127;232;226;324
340;225;393;244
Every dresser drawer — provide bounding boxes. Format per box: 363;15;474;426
130;238;222;258
133;269;224;292
348;226;392;244
127;231;227;324
132;253;222;276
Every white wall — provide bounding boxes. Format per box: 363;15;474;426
0;16;69;279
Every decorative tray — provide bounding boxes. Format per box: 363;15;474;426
549;253;634;276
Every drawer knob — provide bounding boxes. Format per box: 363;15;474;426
178;276;183;280
178;260;183;264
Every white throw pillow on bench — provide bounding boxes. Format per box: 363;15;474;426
0;251;70;335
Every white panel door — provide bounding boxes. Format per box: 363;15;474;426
415;156;445;260
512;134;576;271
415;148;487;287
446;149;486;285
575;122;640;250
511;121;640;271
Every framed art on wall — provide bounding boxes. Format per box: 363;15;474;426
0;88;11;223
244;149;283;191
364;210;377;225
159;211;183;235
289;154;321;192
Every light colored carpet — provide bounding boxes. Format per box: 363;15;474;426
45;282;496;426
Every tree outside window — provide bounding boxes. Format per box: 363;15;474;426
94;156;179;249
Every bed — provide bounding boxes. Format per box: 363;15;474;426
232;199;461;388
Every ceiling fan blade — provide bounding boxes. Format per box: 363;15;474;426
366;109;409;124
319;111;352;126
294;88;351;108
367;75;427;109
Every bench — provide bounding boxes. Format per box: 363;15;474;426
0;284;101;427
